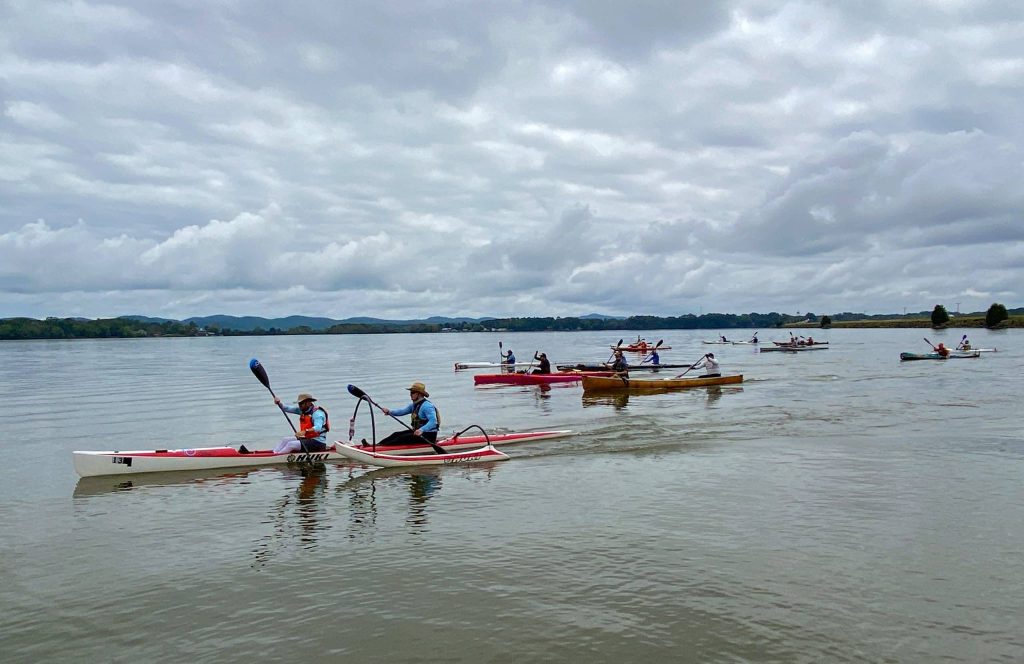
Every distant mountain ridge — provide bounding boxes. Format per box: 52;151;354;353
119;313;589;332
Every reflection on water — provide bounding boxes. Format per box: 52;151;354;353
72;467;258;498
581;392;631;410
251;463;330;568
335;462;505;533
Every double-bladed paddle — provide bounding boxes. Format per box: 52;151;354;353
346;384;446;454
249;358;298;435
640;339;663;364
606;338;624;363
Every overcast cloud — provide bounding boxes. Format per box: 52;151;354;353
2;0;1022;320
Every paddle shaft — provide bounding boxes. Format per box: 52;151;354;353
674;354;707;378
606;338;624;363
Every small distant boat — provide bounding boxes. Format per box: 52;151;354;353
474;371;613;385
759;345;828;352
556;363;692;371
454;361;535;370
772;340;828;346
612;344;673;352
900;351;981;361
581;374;743;392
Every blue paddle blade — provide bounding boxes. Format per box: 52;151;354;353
249;358;260;370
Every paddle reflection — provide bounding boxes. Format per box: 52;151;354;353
336;462;503;533
251;463;331;568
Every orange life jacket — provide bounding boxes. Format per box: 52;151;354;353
299;406;329;437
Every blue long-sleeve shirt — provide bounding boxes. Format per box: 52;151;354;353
281;404;328;444
389;399;438;433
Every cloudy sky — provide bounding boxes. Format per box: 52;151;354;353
2;0;1022;320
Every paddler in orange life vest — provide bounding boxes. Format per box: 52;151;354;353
379;382;440;446
273;392;330;453
934;342;950;358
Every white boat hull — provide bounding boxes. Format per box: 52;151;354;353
72;430;574;477
332;443;510;467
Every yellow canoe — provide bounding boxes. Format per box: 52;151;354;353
581;374;744;392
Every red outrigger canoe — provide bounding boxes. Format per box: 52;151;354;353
73;430;574;477
473;371;614;385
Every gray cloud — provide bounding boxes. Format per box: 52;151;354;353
1;1;1022;319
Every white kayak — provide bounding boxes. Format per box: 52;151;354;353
333;442;510;467
72;429;574;477
454;361;536;370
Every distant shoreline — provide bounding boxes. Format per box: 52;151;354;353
1;314;1019;340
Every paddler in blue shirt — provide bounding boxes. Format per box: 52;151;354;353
502;349;516;369
380;382;440;445
273;393;330;453
640;348;660;365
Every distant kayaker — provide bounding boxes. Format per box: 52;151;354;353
719;334;728;342
934;342;950;358
692;353;721;377
380;382;439;445
958;337;971;350
272;393;330;454
532;352;551;374
502;349;516;368
610;349;629;374
749;334;758;343
640;348;660;365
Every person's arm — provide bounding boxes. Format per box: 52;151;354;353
275;399;301;415
387;402;414;417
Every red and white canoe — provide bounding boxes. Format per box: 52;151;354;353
473;371;614;385
333;442;510;467
72;429;574;477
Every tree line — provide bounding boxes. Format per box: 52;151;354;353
1;305;1017;340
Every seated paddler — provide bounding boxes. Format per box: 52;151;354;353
273;392;330;454
380;382;439;446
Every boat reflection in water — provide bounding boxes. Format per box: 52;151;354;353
581;392;631;410
72;466;259;498
251;463;331;567
336;462;505;533
581;385;744;411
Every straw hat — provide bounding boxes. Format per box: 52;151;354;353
407;382;429;397
296;393;317;403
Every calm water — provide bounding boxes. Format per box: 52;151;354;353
1;328;1021;663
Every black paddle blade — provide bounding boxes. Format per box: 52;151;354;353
249;358;271;389
347;384;367;399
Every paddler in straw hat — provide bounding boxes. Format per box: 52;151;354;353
272;392;330;453
379;382;440;446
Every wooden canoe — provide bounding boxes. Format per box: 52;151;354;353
581;374;743;392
